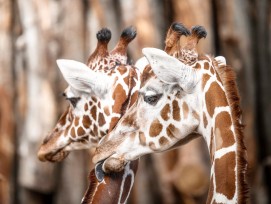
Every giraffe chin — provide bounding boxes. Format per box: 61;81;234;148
102;156;127;173
46;150;70;162
38;149;70;162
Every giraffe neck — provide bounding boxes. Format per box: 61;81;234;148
82;66;140;203
81;160;138;204
197;57;247;203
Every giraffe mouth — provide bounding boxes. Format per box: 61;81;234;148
38;144;70;162
45;149;70;162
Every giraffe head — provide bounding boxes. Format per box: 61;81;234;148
93;24;206;171
93;24;248;203
38;27;141;162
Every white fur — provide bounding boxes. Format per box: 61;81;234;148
135;57;149;72
215;56;226;66
142;48;198;92
57;59;112;97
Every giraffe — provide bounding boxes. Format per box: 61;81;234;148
93;25;248;203
37;26;140;203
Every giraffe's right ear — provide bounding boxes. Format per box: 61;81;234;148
56;59;112;96
142;48;198;92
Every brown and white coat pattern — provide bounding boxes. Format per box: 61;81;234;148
38;27;140;204
93;25;248;204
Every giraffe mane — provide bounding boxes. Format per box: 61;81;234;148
213;58;249;203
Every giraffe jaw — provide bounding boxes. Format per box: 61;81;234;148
38;144;70;162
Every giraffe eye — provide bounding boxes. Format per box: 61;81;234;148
66;97;80;108
144;94;162;105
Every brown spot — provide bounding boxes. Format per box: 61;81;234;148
93;125;98;136
160;104;170;121
194;62;201;69
205;82;228;117
149;142;156;150
149;119;163;137
202;74;211;90
104;107;110;116
215;152;236;199
90;106;97;121
112;84;126;114
203;112;208;128
159;136;169;146
70;127;76;138
130;91;139;107
82;115;92;129
104;59;108;64
84;103;88;111
97;102;101;108
182;102;189;119
89;101;93;106
204;62;210;70
166;124;176;139
210;67;215;75
77;127;85;136
215;111;235;150
139;132;146;145
58;108;69;126
109;117;119;132
74;117;79;126
123;76;129;86
91;96;97;103
99;131;106;137
172;100;181;121
141;65;154;87
98;112;106;126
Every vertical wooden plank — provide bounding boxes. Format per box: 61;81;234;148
172;0;215;53
54;1;89;203
0;0;14;203
16;0;57;201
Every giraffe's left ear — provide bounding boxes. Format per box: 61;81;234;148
142;48;198;92
56;59;112;96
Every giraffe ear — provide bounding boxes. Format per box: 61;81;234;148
142;48;198;92
56;59;112;96
215;56;226;66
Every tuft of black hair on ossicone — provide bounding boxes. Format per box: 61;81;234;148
172;22;191;36
121;26;137;42
96;28;112;42
191;25;207;39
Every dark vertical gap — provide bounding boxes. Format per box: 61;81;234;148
211;0;220;55
251;0;271;202
82;0;89;61
162;0;174;44
113;0;122;29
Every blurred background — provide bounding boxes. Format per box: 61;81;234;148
0;0;270;203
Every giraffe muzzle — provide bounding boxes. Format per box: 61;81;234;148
37;146;70;162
